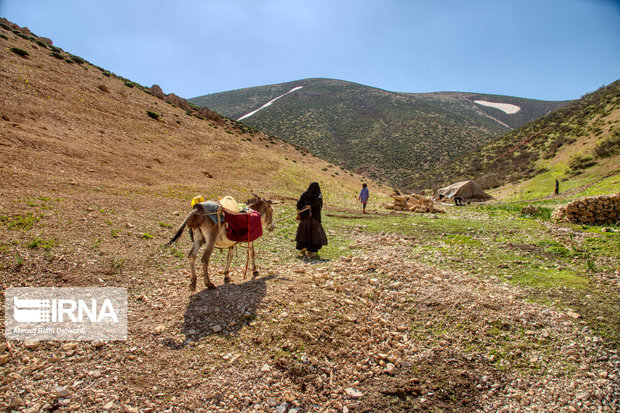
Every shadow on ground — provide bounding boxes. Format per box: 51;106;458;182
180;274;275;342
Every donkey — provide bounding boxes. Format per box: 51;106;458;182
166;194;276;291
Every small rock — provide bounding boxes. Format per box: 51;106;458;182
55;386;71;398
260;364;271;372
386;363;396;375
276;402;288;413
345;388;363;398
8;397;23;409
154;325;166;333
0;354;9;365
24;341;40;350
212;325;222;333
102;400;114;410
61;343;77;351
266;398;278;407
576;391;590;400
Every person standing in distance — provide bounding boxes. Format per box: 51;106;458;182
358;183;370;214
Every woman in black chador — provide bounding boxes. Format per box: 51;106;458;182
295;182;328;258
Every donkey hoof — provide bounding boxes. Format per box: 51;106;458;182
252;270;260;277
224;276;231;283
188;283;197;292
206;283;217;290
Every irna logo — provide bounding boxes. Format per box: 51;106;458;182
13;297;119;323
5;287;127;341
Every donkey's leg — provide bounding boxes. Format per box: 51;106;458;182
187;235;204;292
250;242;259;277
200;226;218;290
223;246;235;283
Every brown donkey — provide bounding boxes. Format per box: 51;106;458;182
166;195;276;291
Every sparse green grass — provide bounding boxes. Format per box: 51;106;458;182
108;257;126;273
0;212;42;230
26;236;55;250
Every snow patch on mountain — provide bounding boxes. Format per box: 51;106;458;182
238;86;304;121
474;100;521;114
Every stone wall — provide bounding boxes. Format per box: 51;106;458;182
552;193;620;225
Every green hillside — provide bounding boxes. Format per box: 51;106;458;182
410;79;620;196
190;78;569;185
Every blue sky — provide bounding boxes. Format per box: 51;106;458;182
1;0;618;100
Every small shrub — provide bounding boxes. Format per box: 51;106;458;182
569;154;596;172
0;34;8;40
593;133;619;158
70;55;85;64
124;81;134;88
35;39;48;48
142;233;154;240
65;58;74;64
146;110;161;120
10;47;29;57
50;51;63;59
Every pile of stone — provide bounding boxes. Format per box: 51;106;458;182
552;193;619;225
384;194;445;214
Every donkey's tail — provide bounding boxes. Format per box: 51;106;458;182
165;208;198;246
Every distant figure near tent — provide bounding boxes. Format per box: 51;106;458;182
555;179;559;195
436;180;492;203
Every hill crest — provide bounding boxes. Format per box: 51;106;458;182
190;78;570;185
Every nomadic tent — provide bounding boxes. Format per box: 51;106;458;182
436;180;492;201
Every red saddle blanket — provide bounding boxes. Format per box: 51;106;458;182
223;210;263;242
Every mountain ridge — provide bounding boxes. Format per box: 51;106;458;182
190;78;570;186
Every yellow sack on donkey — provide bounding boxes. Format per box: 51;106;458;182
191;195;205;208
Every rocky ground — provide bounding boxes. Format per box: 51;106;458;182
1;216;619;412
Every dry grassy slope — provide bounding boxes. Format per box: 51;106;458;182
0;29;388;206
